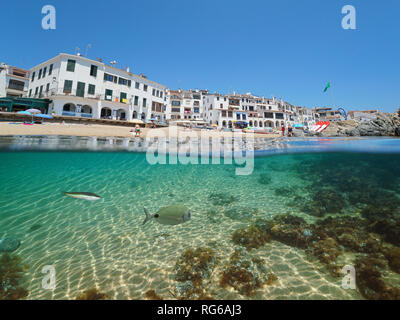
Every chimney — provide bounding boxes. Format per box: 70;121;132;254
126;67;130;72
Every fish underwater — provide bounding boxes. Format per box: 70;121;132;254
143;205;191;225
63;192;101;201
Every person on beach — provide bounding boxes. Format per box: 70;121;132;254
135;125;141;137
131;125;141;137
281;125;285;136
288;125;293;137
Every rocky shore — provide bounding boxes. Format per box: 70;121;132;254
321;108;400;137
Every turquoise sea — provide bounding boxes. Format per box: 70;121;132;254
1;136;400;300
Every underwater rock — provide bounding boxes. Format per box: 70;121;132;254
384;247;400;274
355;255;400;300
208;192;237;206
232;225;271;250
266;214;312;249
76;288;109;300
309;238;342;277
144;289;163;300
301;188;345;217
257;173;272;185
174;247;217;300
173;280;215;300
367;217;400;247
0;253;29;300
0;238;21;253
219;248;270;297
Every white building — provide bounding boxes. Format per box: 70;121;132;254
0;63;30;98
202;92;315;129
166;89;205;121
27;53;167;121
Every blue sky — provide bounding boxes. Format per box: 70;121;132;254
1;0;399;112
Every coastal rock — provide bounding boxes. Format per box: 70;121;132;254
322;108;400;137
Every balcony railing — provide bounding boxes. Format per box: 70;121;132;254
30;88;132;104
8;84;25;91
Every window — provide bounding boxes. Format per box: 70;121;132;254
156;90;160;97
160;91;163;98
143;98;147;107
46;83;50;92
31;72;35;82
88;84;95;95
143;84;148;92
120;92;127;103
127;80;131;87
104;73;114;82
38;69;42;79
152;89;156;96
172;101;181;106
76;82;85;97
134;96;138;106
29;89;32;97
66;59;76;72
39;85;43;95
49;64;53;75
35;87;38;95
43;67;47;78
119;77;128;85
63;80;73;93
90;65;98;77
105;89;113;100
135;82;140;89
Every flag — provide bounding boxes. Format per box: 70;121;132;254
323;82;331;92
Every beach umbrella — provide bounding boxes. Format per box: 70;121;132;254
34;114;53;119
34;114;53;123
17;111;31;115
26;108;41;114
17;110;34;123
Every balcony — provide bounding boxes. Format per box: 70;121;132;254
7;84;25;91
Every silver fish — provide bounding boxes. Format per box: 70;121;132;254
63;192;101;201
143;205;191;225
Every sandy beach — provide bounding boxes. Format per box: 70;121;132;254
0;122;281;139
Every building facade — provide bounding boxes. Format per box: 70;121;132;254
27;53;167;121
166;89;205;121
201;92;316;129
0;63;30;98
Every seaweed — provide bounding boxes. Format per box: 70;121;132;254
232;225;271;250
355;255;400;300
76;288;109;300
384;247;400;274
173;247;217;300
144;289;163;300
0;253;29;300
219;249;269;297
257;173;272;185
